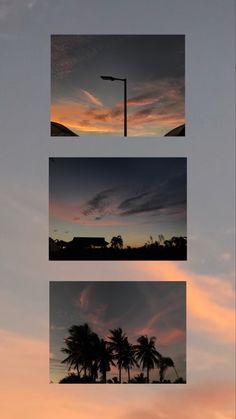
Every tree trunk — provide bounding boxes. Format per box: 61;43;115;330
160;369;163;383
128;367;130;383
147;367;149;383
103;370;107;383
119;365;121;383
173;366;179;379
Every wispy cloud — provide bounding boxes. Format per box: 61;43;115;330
137;262;235;343
135;310;185;346
82;89;103;107
118;191;151;210
50;177;186;229
73;287;115;337
82;188;117;216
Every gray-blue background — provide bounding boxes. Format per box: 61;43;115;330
0;0;235;417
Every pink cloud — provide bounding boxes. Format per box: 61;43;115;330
135;261;235;343
122;381;235;419
79;285;91;309
1;329;234;418
74;287;113;336
49;199;138;228
158;328;185;346
135;311;185;346
49;200;81;223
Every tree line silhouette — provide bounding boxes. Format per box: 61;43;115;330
58;323;185;384
50;234;187;261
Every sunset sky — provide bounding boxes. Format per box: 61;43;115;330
49;158;187;246
50;281;186;382
51;35;185;136
0;0;235;418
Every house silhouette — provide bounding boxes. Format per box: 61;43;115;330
68;237;109;249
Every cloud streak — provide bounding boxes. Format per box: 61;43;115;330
137;262;235;343
82;89;103;107
50;179;186;228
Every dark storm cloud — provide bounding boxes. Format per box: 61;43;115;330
80;177;186;220
82;187;117;216
119;191;151;210
118;174;186;217
120;201;163;216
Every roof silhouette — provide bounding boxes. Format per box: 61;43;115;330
51;121;79;136
165;124;185;137
69;237;109;247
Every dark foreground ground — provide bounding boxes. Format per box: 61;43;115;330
49;246;187;261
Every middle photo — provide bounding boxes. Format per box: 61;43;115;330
49;157;187;261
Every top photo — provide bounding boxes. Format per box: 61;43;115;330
51;35;185;137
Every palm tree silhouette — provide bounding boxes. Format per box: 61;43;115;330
61;337;82;376
60;323;183;384
98;339;115;383
121;337;139;383
61;323;99;379
132;372;146;383
158;356;179;383
135;335;161;383
108;327;127;383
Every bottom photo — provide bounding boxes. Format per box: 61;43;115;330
50;281;186;384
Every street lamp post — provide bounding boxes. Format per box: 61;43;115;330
100;76;127;137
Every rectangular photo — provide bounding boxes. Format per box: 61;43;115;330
50;281;186;384
51;35;185;137
49;158;187;261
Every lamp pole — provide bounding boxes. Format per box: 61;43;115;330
124;78;127;137
100;76;127;137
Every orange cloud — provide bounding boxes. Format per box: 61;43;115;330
0;329;125;418
134;261;235;343
122;381;235;419
51;78;185;136
1;329;234;418
51;99;184;136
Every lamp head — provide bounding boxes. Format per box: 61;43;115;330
100;75;115;81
